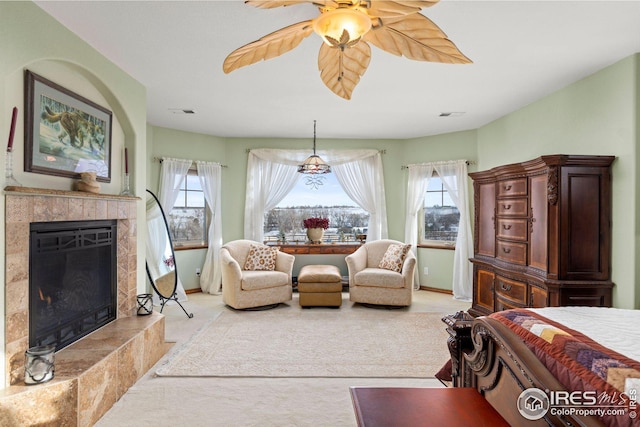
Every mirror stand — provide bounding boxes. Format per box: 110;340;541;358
145;189;193;319
157;292;194;318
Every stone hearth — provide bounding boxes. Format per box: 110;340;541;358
2;187;166;426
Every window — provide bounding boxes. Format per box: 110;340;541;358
167;169;208;248
420;174;460;247
264;174;369;243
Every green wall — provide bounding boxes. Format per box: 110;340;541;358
477;55;639;309
635;54;640;310
148;57;640;308
147;130;478;291
403;130;479;291
146;126;226;289
151;135;413;284
1;1;148;388
222;137;404;240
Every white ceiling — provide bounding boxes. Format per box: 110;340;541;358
35;1;640;140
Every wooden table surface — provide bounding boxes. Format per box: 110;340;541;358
269;242;363;255
350;387;510;427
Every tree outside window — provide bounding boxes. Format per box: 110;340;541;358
264;174;369;243
421;174;460;246
167;170;208;248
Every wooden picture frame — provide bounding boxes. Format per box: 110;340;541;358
24;70;112;182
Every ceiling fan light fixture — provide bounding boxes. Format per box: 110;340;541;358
312;8;372;47
225;1;472;100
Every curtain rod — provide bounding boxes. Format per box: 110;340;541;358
153;156;227;168
245;149;387;154
401;160;476;170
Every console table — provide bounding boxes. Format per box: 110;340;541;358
269;243;362;255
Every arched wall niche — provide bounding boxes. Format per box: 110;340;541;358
4;58;138;194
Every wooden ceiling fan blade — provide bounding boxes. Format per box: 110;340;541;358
223;20;314;73
388;1;440;8
366;1;439;18
364;13;471;64
246;0;339;9
318;41;371;100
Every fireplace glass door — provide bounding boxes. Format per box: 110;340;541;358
29;220;117;350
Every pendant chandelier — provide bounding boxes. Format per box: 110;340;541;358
298;120;330;189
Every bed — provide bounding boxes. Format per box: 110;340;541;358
451;307;640;427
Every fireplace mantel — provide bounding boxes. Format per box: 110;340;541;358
4;185;139;201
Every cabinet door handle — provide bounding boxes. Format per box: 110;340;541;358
500;283;512;292
502;224;512;230
502;247;511;254
502;204;511;210
504;185;512;191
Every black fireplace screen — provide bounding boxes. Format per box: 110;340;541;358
29;220;117;351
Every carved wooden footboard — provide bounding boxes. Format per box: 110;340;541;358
461;316;605;427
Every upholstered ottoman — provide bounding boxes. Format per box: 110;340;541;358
297;265;342;308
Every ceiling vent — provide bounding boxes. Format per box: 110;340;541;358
169;108;196;114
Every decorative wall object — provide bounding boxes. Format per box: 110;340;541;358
24;70;112;182
5;106;22;186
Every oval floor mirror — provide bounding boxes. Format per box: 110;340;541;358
145;189;193;318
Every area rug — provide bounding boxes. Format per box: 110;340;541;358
155;308;450;378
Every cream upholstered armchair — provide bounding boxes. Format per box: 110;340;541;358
346;239;416;307
220;240;294;309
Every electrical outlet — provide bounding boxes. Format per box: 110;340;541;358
423;267;429;275
196;268;201;276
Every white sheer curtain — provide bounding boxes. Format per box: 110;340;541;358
404;164;434;288
404;160;472;300
156;157;193;303
244;151;301;242
244;149;387;242
332;153;387;241
434;160;473;301
196;161;223;294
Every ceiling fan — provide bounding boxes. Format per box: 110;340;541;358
223;0;472;100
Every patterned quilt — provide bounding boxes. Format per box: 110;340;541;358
490;309;640;427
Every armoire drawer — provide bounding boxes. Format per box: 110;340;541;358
495;295;526;311
496;198;528;216
496;218;528;241
497;178;527;197
495;275;527;305
496;240;527;265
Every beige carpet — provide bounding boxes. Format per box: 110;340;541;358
96;292;471;426
156;308;450;378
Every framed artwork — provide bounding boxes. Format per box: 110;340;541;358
24;70;112;182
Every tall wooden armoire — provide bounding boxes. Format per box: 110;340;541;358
468;155;614;317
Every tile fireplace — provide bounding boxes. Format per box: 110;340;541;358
3;187;166;426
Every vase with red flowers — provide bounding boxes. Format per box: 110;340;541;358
303;217;329;243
